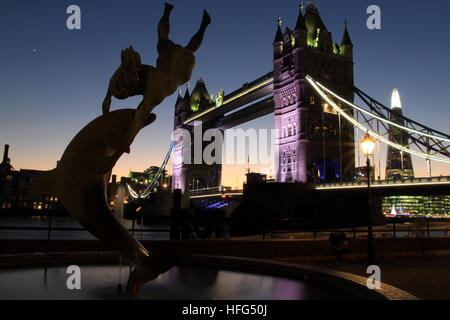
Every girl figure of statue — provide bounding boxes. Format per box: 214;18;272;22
102;3;211;116
99;3;211;173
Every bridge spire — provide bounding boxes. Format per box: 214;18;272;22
183;83;190;100
191;78;213;109
341;19;353;47
273;16;284;59
293;3;307;47
175;88;183;104
295;3;307;31
340;19;353;59
274;17;283;43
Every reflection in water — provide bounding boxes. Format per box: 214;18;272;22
126;253;178;294
176;266;219;287
0;264;356;300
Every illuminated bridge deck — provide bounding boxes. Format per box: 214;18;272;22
315;176;450;196
188;177;450;200
189;189;243;199
183;72;274;126
316;177;450;190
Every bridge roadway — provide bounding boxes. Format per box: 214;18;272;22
183;72;274;127
315;176;450;196
188;176;450;199
189;187;243;199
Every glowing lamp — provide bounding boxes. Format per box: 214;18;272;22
361;132;376;157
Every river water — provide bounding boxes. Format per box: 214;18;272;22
0;214;169;240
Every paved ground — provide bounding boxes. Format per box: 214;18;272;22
296;256;450;300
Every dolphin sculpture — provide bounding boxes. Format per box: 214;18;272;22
30;109;181;293
31;3;211;293
31;109;156;264
30;4;210;292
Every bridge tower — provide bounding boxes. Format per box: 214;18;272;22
273;3;355;183
172;80;222;192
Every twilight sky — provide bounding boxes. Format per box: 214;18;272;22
0;0;449;188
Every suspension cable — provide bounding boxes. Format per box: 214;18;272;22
127;141;175;199
306;76;450;164
314;79;450;143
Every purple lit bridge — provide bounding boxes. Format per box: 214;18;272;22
130;3;450;219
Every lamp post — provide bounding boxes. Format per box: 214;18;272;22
361;131;376;265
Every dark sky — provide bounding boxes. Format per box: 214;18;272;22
1;0;449;185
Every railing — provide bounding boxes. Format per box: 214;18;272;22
188;186;232;195
316;176;450;190
1;216;449;241
188;187;243;198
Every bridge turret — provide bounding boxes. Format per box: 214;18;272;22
183;83;190;102
303;3;335;53
174;89;185;127
190;78;212;113
182;84;191;113
340;20;353;60
304;2;327;47
317;28;333;54
283;27;294;54
174;89;183;127
175;88;182;106
273;17;284;59
174;85;191;127
293;3;307;48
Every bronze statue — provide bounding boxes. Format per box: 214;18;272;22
102;3;211;115
31;3;211;288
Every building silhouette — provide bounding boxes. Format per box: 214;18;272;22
0;144;63;213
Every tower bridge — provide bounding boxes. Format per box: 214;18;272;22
170;2;449;196
173;3;358;192
124;3;450;219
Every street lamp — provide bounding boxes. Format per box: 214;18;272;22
361;131;376;265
